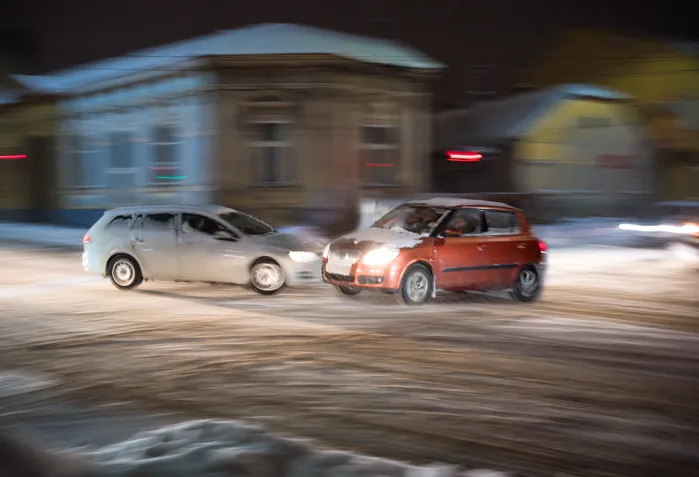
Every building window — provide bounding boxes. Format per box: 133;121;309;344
250;121;295;184
108;132;135;190
65;134;84;188
360;125;400;185
149;125;183;186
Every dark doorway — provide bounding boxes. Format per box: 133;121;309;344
26;136;55;222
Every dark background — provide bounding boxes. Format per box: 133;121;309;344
1;0;696;107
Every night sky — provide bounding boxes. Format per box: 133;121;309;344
2;0;696;107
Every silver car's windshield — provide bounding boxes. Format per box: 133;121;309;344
371;205;448;236
217;211;274;236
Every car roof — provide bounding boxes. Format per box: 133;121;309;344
406;197;519;210
106;204;236;215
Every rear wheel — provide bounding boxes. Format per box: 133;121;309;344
398;264;433;305
108;255;143;290
510;265;542;302
250;259;286;295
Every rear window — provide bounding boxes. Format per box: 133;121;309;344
106;214;133;230
484;210;521;235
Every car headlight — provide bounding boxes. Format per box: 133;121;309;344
362;248;400;265
289;251;319;263
682;222;699;235
322;243;331;259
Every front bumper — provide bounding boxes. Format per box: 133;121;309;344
322;261;403;291
284;259;323;287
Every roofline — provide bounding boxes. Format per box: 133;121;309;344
405;201;520;211
209;53;443;77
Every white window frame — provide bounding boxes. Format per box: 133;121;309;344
105;130;138;191
248;119;296;186
359;123;401;186
147;122;185;187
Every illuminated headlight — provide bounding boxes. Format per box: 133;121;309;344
362;248;400;266
289;251;319;263
322;243;331;259
682;223;699;235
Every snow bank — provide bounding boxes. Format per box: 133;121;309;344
75;419;507;477
0;222;86;247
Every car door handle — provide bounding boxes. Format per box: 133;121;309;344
517;243;527;249
477;244;486;252
133;237;144;243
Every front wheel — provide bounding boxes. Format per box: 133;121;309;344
510;265;542;302
398;264;433;305
250;260;286;295
108;255;143;290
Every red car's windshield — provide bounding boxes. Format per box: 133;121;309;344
372;205;448;236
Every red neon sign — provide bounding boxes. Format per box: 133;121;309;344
447;151;482;162
0;154;27;160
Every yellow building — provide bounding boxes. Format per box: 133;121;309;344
433;84;651;217
519;28;699;201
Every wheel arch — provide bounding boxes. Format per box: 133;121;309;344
398;259;435;284
105;251;145;277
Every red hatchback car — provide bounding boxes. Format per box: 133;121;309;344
322;198;547;305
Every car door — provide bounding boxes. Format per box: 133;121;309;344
481;209;527;287
130;212;178;280
177;213;249;284
434;208;500;290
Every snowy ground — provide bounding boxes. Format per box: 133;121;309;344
0;239;697;476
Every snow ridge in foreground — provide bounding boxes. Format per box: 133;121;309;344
77;419;507;477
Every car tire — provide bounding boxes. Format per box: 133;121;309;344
398;264;433;305
335;285;362;297
510;265;542;303
108;255;143;290
250;259;286;295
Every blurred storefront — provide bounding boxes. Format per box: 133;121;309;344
517;28;699;203
432;84;652;219
1;24;442;228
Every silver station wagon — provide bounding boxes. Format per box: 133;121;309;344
82;205;323;294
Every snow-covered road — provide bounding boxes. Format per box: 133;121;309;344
0;241;697;476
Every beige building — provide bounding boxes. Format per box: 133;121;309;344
4;23;442;227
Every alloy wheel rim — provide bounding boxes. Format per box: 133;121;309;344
519;269;539;296
253;263;284;291
113;260;135;286
406;271;429;302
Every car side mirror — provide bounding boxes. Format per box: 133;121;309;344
213;230;236;242
441;228;462;238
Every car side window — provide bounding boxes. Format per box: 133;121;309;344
181;213;231;237
483;210;521;235
443;209;483;236
107;214;133;230
142;213;176;232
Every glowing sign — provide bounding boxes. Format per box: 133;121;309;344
156;175;187;180
0;154;27;160
447;151;482;162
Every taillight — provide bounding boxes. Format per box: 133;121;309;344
83;233;91;244
538;240;548;252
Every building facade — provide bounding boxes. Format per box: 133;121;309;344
433;84;652;218
3;23;442;227
518;28;699;202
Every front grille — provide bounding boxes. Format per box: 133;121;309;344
329;248;361;262
324;272;355;283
